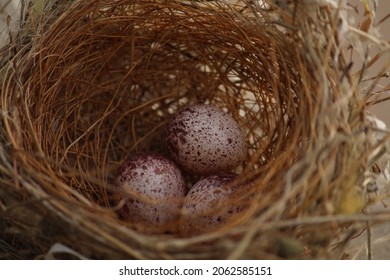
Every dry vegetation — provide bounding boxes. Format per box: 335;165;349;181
0;0;389;259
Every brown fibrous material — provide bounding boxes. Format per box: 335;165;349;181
0;0;389;259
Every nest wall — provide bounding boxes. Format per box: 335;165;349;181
0;0;381;259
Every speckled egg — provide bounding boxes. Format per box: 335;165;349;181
114;153;186;227
164;104;247;175
180;172;246;236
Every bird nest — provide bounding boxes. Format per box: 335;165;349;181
0;0;389;259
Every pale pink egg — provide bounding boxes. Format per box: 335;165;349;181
180;172;246;236
164;104;247;175
115;153;186;228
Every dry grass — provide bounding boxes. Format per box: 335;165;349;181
0;0;389;259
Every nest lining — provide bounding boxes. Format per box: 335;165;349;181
0;0;388;259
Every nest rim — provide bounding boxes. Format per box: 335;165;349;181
0;0;386;260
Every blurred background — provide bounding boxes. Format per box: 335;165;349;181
352;0;390;126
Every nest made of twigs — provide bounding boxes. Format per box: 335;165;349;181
0;0;389;259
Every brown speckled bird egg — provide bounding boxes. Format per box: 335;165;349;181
164;104;247;175
180;172;245;236
115;153;186;227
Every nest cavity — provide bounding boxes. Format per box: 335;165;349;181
0;0;379;259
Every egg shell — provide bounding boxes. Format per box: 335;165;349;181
115;153;186;227
180;172;246;236
164;104;247;175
